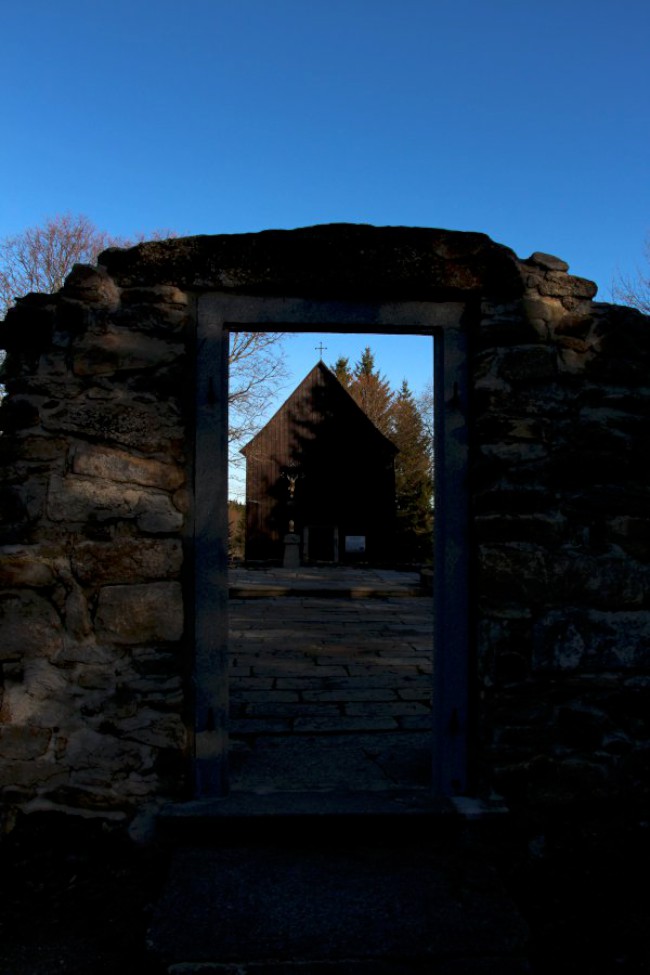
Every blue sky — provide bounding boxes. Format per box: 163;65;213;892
2;0;648;450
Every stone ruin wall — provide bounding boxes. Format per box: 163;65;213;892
0;226;648;826
0;267;193;825
475;255;650;811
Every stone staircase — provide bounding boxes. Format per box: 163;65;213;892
147;793;531;974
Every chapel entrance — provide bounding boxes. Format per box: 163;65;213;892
194;294;470;800
304;524;337;562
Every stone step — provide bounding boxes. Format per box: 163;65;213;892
148;796;527;974
156;791;462;847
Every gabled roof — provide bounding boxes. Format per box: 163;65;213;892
241;360;397;457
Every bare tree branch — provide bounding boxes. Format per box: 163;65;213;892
0;214;118;313
1;215;288;463
612;236;650;314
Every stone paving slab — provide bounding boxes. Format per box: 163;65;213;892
228;590;433;791
229;732;432;792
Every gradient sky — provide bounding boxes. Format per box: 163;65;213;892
2;0;648;486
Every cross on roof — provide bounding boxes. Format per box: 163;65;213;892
316;342;327;359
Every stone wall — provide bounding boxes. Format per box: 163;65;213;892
0;225;648;825
474;253;650;810
0;268;193;823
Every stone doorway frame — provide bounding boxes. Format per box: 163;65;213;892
194;294;470;798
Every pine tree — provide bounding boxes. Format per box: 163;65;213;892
332;356;353;387
342;347;394;436
331;348;434;562
390;379;434;561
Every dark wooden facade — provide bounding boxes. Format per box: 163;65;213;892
241;361;397;562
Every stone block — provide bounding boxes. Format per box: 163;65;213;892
2;676;66;728
63;586;93;639
120;285;190;308
65;726;151;774
550;553;650;609
0;759;66;791
71;537;183;585
11;434;69;462
475;513;567;546
95;582;184;643
497;345;558;384
0;591;63;661
61;263;121;307
72;325;183;377
0;725;52;760
43;782;135;812
41;399;184;456
527;252;570;272
119;675;183;710
21;657;70;702
116;711;187;750
76;666;116;691
47;474;182;531
0;546;55;587
71;444;184;491
529;758;609;806
556;704;613;750
478;441;549;467
478;543;549;604
537;274;598;300
137;497;184;533
521;296;566;326
607;516;650;561
532;609;650;673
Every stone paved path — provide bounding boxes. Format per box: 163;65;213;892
228;575;434;792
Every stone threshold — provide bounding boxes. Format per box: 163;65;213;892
156;791;508;846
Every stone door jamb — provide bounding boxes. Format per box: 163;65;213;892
194;293;470;798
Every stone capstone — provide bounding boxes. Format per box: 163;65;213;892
96;224;525;299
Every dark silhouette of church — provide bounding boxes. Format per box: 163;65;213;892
241;361;397;563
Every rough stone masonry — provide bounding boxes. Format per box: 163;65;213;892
0;225;648;827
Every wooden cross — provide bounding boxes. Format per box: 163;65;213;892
316;342;327;358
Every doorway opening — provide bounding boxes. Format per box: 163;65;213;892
227;331;434;793
194;295;469;800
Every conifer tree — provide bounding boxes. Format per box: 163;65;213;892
390;379;434;561
334;346;394;436
332;356;353;387
332;347;434;562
